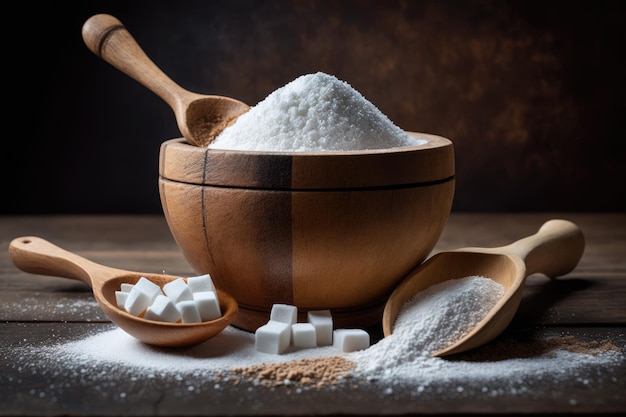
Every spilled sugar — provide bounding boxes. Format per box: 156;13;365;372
5;276;624;407
5;295;106;322
39;325;341;372
209;72;427;152
9;325;623;393
23;278;625;378
25;276;506;375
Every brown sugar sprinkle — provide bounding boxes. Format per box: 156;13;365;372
451;333;621;362
231;355;356;388
541;335;620;355
224;334;619;389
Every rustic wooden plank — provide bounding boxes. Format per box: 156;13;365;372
2;251;195;291
2;275;622;325
2;214;625;275
0;214;624;416
433;213;626;274
0;291;109;322
0;216;184;278
515;274;626;326
1;322;623;416
1;214;624;326
1;212;623;324
0;215;176;248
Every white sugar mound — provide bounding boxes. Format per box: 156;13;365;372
209;72;427;152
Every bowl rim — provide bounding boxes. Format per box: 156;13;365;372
159;131;455;190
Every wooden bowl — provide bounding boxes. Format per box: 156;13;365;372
158;132;454;332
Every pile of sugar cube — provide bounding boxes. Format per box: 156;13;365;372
115;274;221;323
255;304;370;354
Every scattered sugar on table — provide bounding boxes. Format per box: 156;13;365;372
17;273;622;399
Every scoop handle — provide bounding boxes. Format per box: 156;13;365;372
8;236;121;287
81;14;188;111
500;219;585;278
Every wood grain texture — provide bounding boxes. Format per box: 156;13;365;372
159;136;454;330
383;220;586;356
0;214;624;415
7;236;238;347
0;323;624;415
159;133;454;189
81;14;249;146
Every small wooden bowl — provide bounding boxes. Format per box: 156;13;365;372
159;132;454;331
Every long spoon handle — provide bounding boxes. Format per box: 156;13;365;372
82;14;189;111
491;219;585;278
9;236;122;287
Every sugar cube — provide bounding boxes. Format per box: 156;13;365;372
134;276;162;296
124;277;162;316
115;291;128;309
291;323;317;348
255;320;291;354
143;295;181;323
270;303;298;325
163;278;193;304
120;283;134;293
176;300;202;323
332;329;370;352
307;310;333;346
186;274;215;293
193;291;221;321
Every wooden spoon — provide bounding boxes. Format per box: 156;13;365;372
9;236;238;347
382;219;585;357
81;14;249;147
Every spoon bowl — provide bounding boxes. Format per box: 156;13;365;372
9;236;238;347
82;14;250;147
382;219;585;356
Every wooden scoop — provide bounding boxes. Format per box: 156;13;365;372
82;14;249;147
382;219;585;357
9;236;238;347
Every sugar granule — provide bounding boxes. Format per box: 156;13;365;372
353;275;506;372
12;274;623;402
209;72;427;152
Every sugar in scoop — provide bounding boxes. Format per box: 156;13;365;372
209;72;427;152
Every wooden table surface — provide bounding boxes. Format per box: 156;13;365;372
1;213;624;416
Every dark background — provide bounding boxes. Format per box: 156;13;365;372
4;0;625;214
